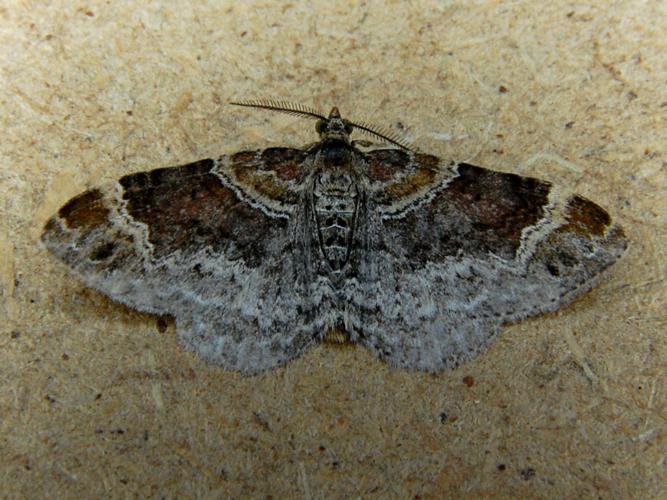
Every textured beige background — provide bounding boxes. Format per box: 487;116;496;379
1;1;665;498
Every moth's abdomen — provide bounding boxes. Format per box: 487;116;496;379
313;172;358;273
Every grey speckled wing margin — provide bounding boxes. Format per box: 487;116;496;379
42;105;627;374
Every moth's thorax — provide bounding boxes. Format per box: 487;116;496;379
317;138;353;168
312;145;359;274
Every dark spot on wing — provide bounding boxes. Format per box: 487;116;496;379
561;195;611;236
90;241;116;261
57;189;110;230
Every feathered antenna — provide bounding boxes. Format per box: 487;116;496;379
347;119;413;150
230;99;413;150
230;99;327;121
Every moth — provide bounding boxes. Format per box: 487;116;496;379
42;100;627;373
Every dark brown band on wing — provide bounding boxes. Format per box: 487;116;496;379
380;163;552;263
449;163;551;236
120;159;288;265
366;150;441;208
560;195;612;237
120;159;215;193
57;189;110;230
260;148;308;181
366;149;412;182
225;148;308;209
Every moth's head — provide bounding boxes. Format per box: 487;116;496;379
229;99;412;151
315;107;354;144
